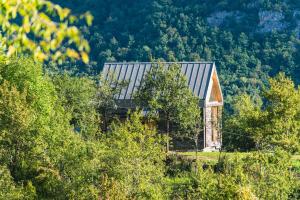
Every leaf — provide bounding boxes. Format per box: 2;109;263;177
81;52;89;64
7;46;16;57
85;12;93;26
66;48;80;59
23;16;30;33
34;51;48;61
0;0;90;63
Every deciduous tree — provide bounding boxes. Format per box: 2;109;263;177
0;56;103;199
101;111;166;199
0;0;92;63
224;73;300;153
94;73;127;132
52;73;100;140
135;62;201;152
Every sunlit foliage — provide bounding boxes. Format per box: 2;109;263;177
0;0;92;63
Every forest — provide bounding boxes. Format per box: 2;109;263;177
55;0;300;106
0;0;299;199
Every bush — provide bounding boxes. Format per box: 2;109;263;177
168;150;298;199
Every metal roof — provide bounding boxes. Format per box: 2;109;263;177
102;62;215;101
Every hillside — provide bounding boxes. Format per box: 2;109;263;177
55;0;300;105
0;1;300;198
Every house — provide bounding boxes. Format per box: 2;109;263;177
102;62;223;151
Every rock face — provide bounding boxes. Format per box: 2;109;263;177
207;11;244;27
293;10;300;38
258;11;287;33
206;8;300;36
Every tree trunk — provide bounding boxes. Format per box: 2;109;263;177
194;125;200;174
103;109;108;132
166;115;170;153
195;134;198;162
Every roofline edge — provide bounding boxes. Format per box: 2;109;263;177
104;61;215;65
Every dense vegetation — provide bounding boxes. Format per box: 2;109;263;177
223;73;300;152
0;0;300;199
56;0;300;106
1;56;299;199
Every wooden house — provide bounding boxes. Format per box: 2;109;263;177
102;62;223;151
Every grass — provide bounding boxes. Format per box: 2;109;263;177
172;151;300;176
172;151;250;162
172;151;300;164
293;155;300;160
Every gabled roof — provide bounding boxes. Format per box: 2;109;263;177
102;62;221;104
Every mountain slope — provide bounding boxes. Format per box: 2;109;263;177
55;0;300;104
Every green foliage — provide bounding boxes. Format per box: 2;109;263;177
55;0;300;107
167;150;298;200
224;73;300;153
0;54;299;198
223;95;260;151
0;56;56;184
94;73;127;132
52;73;100;139
260;73;300;152
0;0;91;63
1;1;300;196
0;165;35;200
101;111;166;199
135;63;201;151
0;55;103;199
165;154;193;177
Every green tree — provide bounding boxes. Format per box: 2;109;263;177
94;73;127;132
135;62;201;152
258;73;300;152
0;165;36;200
101;111;166;199
0;56;56;185
52;73;100;139
224;73;300;153
0;56;103;199
0;0;92;63
223;95;259;151
168;150;297;200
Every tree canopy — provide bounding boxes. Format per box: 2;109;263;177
55;0;300;108
0;0;92;63
135;63;201;151
0;1;299;199
224;73;300;153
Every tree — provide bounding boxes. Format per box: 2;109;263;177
135;62;201;152
183;108;202;161
258;73;300;153
0;0;92;63
168;150;298;199
223;73;300;153
94;73;127;132
0;56;104;199
52;73;100;140
101;111;166;199
0;165;35;199
223;95;259;151
0;56;56;185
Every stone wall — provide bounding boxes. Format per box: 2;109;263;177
204;106;212;148
204;106;221;151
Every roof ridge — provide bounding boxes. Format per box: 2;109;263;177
104;61;214;64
